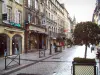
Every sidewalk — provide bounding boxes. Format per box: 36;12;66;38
0;49;61;75
0;46;100;75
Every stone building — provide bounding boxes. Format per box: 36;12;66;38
0;0;24;56
24;0;47;52
0;0;73;56
39;0;70;50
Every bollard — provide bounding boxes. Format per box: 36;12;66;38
19;54;20;65
4;51;7;69
5;56;6;69
49;44;52;55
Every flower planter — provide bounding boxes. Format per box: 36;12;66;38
71;57;97;75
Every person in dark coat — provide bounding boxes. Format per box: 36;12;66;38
54;43;57;52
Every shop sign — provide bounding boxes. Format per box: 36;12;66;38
29;26;45;33
10;22;21;27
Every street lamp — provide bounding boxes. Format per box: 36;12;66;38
49;28;52;55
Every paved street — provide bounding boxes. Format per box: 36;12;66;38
0;45;98;75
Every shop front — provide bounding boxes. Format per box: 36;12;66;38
25;25;47;52
0;34;10;56
12;34;22;55
0;25;24;57
56;33;66;50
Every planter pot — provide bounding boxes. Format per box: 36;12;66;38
73;57;96;64
71;57;97;75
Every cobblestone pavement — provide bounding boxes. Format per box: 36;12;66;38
0;45;98;75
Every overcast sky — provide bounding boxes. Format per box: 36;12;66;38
59;0;96;22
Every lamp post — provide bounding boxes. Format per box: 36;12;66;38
25;21;29;53
49;28;52;55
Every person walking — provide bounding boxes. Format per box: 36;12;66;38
91;44;95;53
53;43;57;52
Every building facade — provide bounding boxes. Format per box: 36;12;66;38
0;0;24;56
92;0;100;25
24;0;47;52
39;0;70;50
0;0;73;56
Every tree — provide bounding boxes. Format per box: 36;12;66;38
73;21;100;58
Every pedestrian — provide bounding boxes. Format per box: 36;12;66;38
91;44;95;53
4;49;7;56
53;43;57;52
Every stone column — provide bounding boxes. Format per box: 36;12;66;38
10;38;12;55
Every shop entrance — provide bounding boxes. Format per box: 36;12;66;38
0;34;10;57
12;35;22;55
29;33;37;50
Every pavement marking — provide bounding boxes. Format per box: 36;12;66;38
7;58;39;62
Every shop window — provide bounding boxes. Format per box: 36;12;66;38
28;14;31;23
12;35;22;55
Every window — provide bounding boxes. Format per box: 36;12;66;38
28;0;32;8
7;7;12;22
51;15;53;20
28;14;31;23
42;20;45;24
35;17;38;24
35;0;38;10
42;18;46;25
46;11;47;17
54;28;55;32
48;1;50;8
56;28;57;33
52;27;53;32
47;0;48;6
49;13;50;18
18;11;22;24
